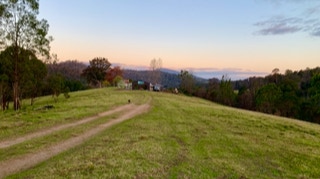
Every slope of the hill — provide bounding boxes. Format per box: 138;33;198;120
6;89;320;178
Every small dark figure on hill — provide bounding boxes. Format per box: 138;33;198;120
128;99;131;103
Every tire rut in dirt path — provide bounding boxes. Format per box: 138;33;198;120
0;104;134;149
0;103;150;179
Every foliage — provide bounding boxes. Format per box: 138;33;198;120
309;73;320;122
206;78;219;101
105;66;123;86
82;57;111;88
21;53;47;105
189;67;320;124
47;60;87;81
46;74;65;102
0;0;52;110
179;70;195;95
46;60;87;92
255;83;282;114
113;75;123;87
0;46;47;109
216;75;236;106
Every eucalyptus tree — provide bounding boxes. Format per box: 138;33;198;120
0;0;52;110
0;46;47;108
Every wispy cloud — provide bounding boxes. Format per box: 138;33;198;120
254;17;302;35
311;27;320;37
255;16;320;37
255;1;320;37
306;5;320;15
263;0;318;5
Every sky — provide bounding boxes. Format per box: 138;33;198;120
39;0;320;80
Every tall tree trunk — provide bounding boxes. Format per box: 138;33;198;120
13;81;20;110
1;94;4;111
13;46;20;110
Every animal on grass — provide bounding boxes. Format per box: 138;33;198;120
128;99;131;103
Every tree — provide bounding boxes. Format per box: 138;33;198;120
309;73;320;122
0;46;47;108
179;70;195;95
46;74;65;102
255;83;282;114
217;75;236;106
82;57;111;88
47;60;87;91
0;76;9;110
278;77;300;118
272;68;280;84
206;78;220;101
237;88;254;110
106;66;123;86
0;0;52;110
22;56;47;105
149;58;162;84
113;75;123;87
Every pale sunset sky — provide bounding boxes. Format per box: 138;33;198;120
39;0;320;79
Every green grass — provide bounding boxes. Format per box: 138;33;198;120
0;88;149;140
3;89;320;178
0;112;120;161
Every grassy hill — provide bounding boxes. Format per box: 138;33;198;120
2;88;320;178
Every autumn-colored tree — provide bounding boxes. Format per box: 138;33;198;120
106;66;123;86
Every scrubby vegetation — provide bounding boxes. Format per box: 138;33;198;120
180;67;320;124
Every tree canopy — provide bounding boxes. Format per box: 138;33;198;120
179;70;195;95
0;46;47;109
0;0;52;110
82;57;111;88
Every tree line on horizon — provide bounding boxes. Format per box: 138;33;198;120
0;0;125;110
0;54;124;110
180;67;320;124
1;0;319;125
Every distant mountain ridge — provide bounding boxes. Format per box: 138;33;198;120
159;68;180;75
113;62;268;80
122;69;208;88
123;69;181;88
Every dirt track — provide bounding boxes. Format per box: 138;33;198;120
0;103;150;178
